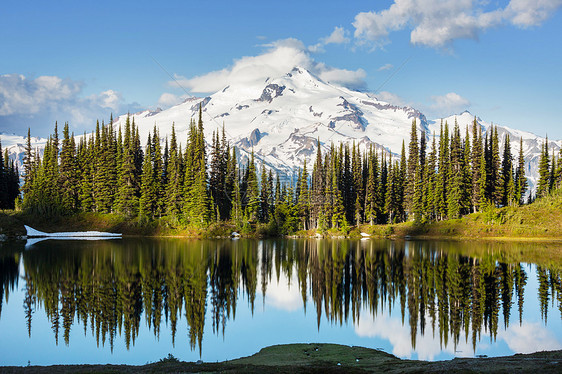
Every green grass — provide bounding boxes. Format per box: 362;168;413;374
4;344;560;373
358;189;562;241
2;189;562;241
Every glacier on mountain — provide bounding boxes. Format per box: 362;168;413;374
2;66;560;194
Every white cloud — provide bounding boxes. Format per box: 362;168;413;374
0;74;138;136
356;310;562;360
376;91;409;107
264;271;303;312
157;92;189;109
430;92;470;116
172;38;367;93
322;26;350;45
0;74;81;116
499;321;562;353
352;0;562;48
506;0;562;27
378;63;394;71
355;311;476;360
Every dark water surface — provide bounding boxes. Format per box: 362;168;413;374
0;238;560;365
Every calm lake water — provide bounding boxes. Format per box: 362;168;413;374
0;238;561;366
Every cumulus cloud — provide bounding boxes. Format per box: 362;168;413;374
173;38;367;93
499;321;562;353
309;26;351;53
322;26;350;45
430;92;470;116
376;91;409;107
355;309;562;360
355;311;476;360
263;271;303;312
157;92;190;109
0;74;138;137
353;0;562;48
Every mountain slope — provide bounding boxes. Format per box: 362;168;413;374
3;66;560;193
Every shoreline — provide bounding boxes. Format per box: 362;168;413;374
3;210;562;242
1;344;560;373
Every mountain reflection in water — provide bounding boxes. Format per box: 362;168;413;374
0;238;561;364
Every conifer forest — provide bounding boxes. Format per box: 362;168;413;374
14;106;562;235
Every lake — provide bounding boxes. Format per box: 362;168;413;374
0;238;561;366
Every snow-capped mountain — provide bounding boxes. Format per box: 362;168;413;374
3;66;560;193
427;111;561;192
0;132;47;171
114;67;429;181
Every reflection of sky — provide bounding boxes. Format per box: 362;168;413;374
0;253;561;366
354;265;562;361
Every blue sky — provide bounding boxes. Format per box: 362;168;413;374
1;0;561;138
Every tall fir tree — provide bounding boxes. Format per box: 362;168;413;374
490;126;503;206
139;134;156;218
536;137;550;198
59;123;78;212
514;137;528;205
501;134;515;206
165;124;182;216
245;151;260;222
297;161;310;229
470;118;482;212
22;128;33;199
405;120;419;219
116;115;140;216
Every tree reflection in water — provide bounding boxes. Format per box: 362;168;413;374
0;239;560;355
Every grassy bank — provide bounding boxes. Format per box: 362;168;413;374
1;344;560;373
2;189;562;241
360;188;562;241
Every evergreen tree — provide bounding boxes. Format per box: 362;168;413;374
311;139;325;228
259;163;271;223
22;128;33;199
405;120;419;219
514;137;528;205
385;158;400;223
231;151;242;225
342;144;353;223
0;140;7;209
478;146;489;209
447;123;464;219
555;148;562;188
413;131;426;222
223;144;236;220
470;119;482;212
151;126;164;216
59;123;78;212
423;135;437;221
78;135;95;212
297;161;310;229
536;137;550;198
139;134;157;218
377;150;387;223
245;151;260;222
116;115;139;216
364;147;378;225
490;126;503;206
501;135;515;206
435;122;449;220
352;143;363;226
165;124;182;216
330;157;346;229
461;127;472;214
191;107;211;226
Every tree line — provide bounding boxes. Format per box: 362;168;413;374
0;140;20;210
19;108;562;232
